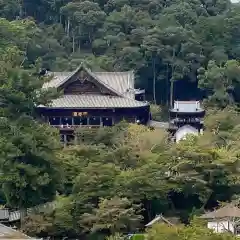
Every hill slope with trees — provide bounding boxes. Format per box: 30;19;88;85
1;0;240;239
1;0;240;106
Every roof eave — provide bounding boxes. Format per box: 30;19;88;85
37;105;149;109
170;109;205;113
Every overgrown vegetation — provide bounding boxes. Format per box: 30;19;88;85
1;0;240;239
16;114;240;239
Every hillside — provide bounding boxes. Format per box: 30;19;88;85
1;0;240;239
1;0;240;106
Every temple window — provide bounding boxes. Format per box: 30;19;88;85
74;117;88;125
49;117;60;125
102;117;113;126
89;116;101;125
61;117;73;125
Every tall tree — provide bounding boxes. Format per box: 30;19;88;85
198;60;240;107
0;47;61;213
80;197;143;234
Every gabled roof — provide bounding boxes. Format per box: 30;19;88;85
93;71;135;98
170;101;204;113
43;64;136;99
43;63;123;97
40;64;149;109
200;204;240;219
145;214;179;227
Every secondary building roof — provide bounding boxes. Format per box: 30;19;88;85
145;214;179;227
170;101;204;113
200;204;240;219
40;64;148;109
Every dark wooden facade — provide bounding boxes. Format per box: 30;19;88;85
37;64;150;144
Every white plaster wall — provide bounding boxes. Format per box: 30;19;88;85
207;221;234;233
175;125;199;143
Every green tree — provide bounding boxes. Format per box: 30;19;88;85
198;60;240;107
146;223;238;240
106;233;125;240
72;162;120;204
0;49;61;211
80;197;143;234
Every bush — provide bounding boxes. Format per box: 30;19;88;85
131;234;145;240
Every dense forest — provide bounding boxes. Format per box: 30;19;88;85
1;0;240;239
1;0;240;106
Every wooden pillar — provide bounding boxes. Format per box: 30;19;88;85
63;134;67;147
74;134;77;145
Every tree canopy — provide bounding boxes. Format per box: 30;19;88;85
1;0;240;106
1;0;240;239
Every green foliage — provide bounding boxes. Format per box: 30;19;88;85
150;105;162;121
0;48;61;209
106;233;125;240
131;234;145;240
2;0;240;239
80;197;143;234
18;116;240;238
198;60;240;107
1;0;240;105
146;223;238;240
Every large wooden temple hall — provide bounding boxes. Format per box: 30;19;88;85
37;64;150;142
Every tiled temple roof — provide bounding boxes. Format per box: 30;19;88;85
38;94;148;109
40;64;148;109
43;66;136;98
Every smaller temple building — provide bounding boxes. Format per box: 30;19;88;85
200;204;240;235
145;214;179;228
168;101;205;142
37;64;150;143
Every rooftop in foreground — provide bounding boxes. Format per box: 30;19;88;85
0;223;36;239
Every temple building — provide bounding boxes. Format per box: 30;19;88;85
200;204;240;235
168;101;205;142
37;64;150;143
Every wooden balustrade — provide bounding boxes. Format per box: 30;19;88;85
51;125;102;130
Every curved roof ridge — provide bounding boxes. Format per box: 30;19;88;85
87;70;124;97
93;70;135;96
55;64;124;97
93;70;134;74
